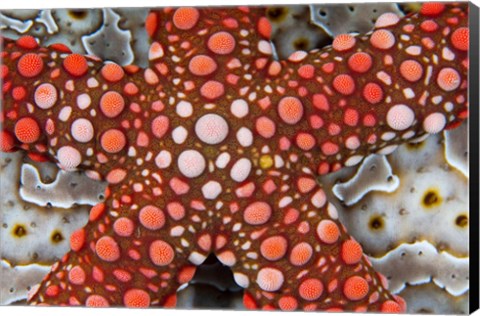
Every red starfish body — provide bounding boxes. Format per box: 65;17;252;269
0;2;468;311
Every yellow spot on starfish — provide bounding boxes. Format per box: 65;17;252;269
259;155;273;169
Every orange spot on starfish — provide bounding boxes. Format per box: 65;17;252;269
123;289;151;308
149;240;175;266
189;55;218;76
17;53;43;78
95;236;121;262
208;31;236;55
348;52;372;73
343;276;369;301
451;27;469;51
316;219;340;244
101;129;127;153
139;205;166;230
101;63;125;82
14;117;40;143
244;201;272;225
63;54;88;77
299;278;324;301
260;236;288;261
173;7;200;30
341;239;363;265
100;91;125;118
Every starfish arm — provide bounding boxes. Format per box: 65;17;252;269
1;36;171;178
144;6;273;95
218;170;404;312
259;3;469;175
27;169;205;307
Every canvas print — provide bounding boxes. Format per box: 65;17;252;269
0;1;471;314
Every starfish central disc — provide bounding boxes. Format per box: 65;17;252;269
195;113;229;145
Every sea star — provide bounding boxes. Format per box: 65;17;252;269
0;2;468;311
